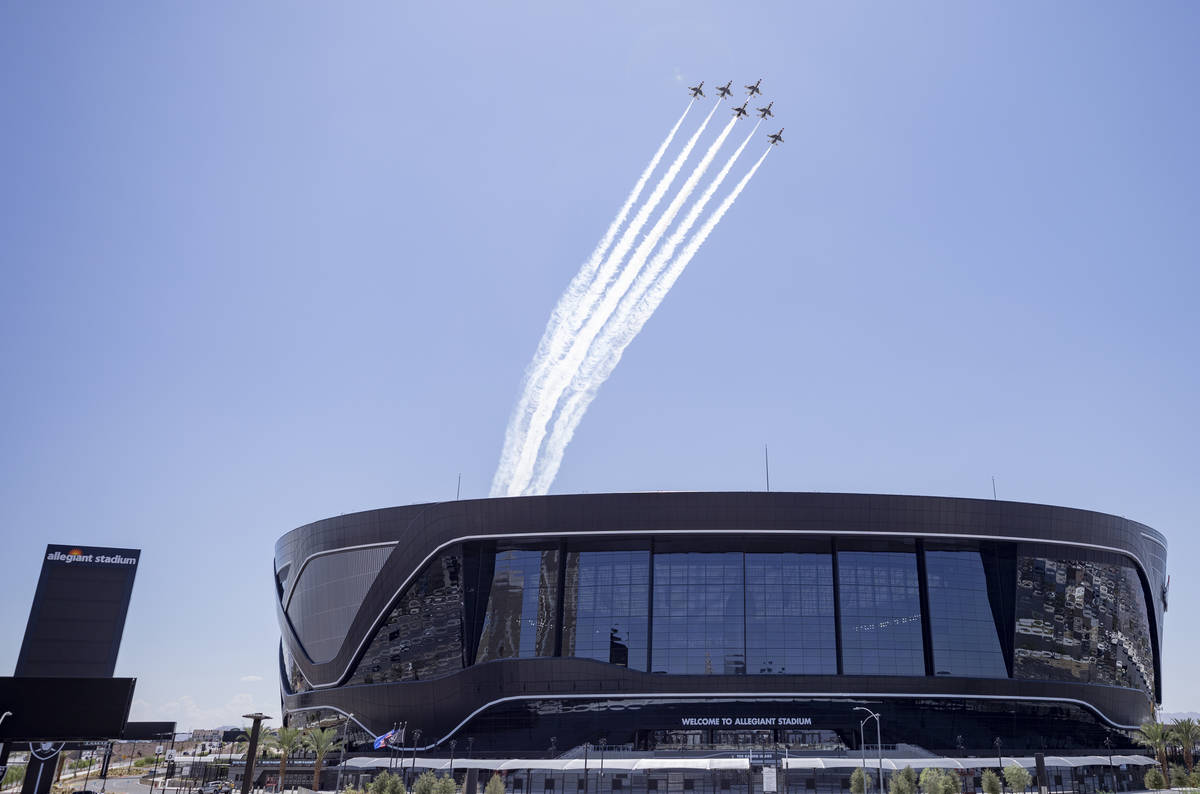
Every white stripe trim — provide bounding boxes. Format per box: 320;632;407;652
288;690;1143;752
285;527;1157;690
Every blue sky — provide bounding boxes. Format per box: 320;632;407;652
1;2;1197;729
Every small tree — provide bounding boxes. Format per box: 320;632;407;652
1173;719;1200;774
1169;764;1190;788
1002;764;1031;793
1143;767;1167;790
851;768;874;794
413;771;441;794
303;727;345;792
432;775;456;794
889;768;916;794
370;771;407;794
981;770;1002;794
269;726;305;794
485;774;506;794
1138;721;1171;783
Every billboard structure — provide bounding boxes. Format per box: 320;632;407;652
0;544;142;794
16;544;141;678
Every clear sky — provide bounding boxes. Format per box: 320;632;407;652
1;2;1197;730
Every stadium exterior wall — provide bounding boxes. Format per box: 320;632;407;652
273;492;1167;756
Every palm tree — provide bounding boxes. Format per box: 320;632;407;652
303;727;344;791
267;727;305;793
1137;721;1171;781
1171;719;1200;773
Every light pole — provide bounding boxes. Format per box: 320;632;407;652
411;729;422;786
853;708;882;794
241;714;272;794
335;714;355;793
450;740;457;789
994;738;1003;793
583;742;589;794
599;739;607;794
1103;737;1114;793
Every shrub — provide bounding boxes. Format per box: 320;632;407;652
981;770;1002;794
1170;764;1190;788
1002;765;1031;793
1143;767;1167;790
370;771;407;794
413;771;442;794
889;768;915;794
432;775;456;794
851;768;873;794
485;774;506;794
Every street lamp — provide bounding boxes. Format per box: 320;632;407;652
335;714;355;793
241;714;272;794
411;729;422;786
1104;737;1114;793
599;739;607;794
994;738;1003;792
853;708;882;794
450;740;457;785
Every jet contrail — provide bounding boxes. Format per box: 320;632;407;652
490;102;694;497
528;146;773;494
499;100;722;496
527;124;761;494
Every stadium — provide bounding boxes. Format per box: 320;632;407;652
274;491;1166;769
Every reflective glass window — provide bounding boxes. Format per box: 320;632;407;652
925;550;1007;678
1014;556;1154;698
476;548;560;662
745;552;836;674
280;641;310;693
285;544;394;663
652;552;745;675
837;551;923;675
348;549;464;684
563;550;650;670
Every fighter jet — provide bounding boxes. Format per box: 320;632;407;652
746;78;763;97
767;128;785;146
732;101;749;119
689;82;705;99
757;101;774;119
715;80;734;99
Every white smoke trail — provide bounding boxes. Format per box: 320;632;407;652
528;147;773;494
490;103;694;497
526;124;762;494
506;109;735;497
499;101;722;496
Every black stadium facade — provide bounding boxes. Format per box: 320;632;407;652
274;492;1167;756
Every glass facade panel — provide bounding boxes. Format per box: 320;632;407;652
837;551;924;675
285;544;394;663
1014;556;1155;699
347;549;464;684
476;548;560;662
925;550;1007;678
562;550;650;670
280;641;310;693
745;553;836;674
652;553;745;675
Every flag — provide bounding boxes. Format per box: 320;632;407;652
373;729;396;750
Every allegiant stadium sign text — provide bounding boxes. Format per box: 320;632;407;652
680;717;813;727
46;550;138;565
